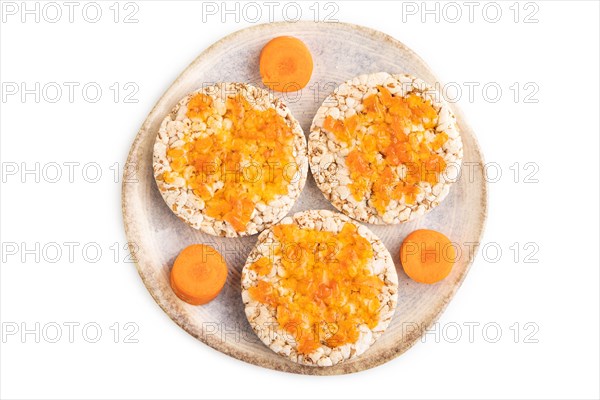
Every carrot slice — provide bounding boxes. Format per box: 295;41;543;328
170;244;228;305
259;36;313;92
399;229;456;284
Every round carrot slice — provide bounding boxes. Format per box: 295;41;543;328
170;244;228;305
259;36;313;92
399;229;456;284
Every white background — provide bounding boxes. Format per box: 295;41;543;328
1;1;599;399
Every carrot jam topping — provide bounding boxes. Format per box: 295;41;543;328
323;86;448;215
248;223;384;355
163;93;297;232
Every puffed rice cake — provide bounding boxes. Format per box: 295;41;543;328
308;72;463;224
153;82;308;237
241;209;399;367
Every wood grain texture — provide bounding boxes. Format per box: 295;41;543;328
122;21;488;375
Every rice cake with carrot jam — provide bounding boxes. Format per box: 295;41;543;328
153;82;308;237
241;209;398;367
308;73;463;224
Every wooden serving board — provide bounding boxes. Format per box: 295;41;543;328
122;21;487;375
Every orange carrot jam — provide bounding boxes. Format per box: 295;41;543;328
248;223;384;355
323;86;448;215
163;93;297;232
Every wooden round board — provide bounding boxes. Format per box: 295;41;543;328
122;21;487;375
